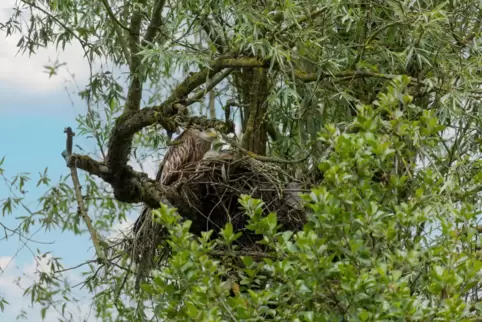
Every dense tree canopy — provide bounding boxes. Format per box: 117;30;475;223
3;0;482;320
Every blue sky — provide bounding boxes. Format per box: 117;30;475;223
0;2;240;319
0;82;103;320
0;1;109;314
0;4;171;319
0;91;94;264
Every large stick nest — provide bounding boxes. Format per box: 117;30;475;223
125;154;309;274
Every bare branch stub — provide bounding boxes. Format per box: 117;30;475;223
64;127;75;154
63;128;106;264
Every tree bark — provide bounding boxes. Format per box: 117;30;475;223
235;68;269;155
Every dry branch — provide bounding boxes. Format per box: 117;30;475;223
62;128;106;264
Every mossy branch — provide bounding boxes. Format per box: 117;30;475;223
64;150;180;209
124;5;143;114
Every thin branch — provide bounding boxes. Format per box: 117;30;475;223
22;1;89;48
221;99;249;124
101;0;130;31
222;99;249;110
270;7;327;40
185;68;234;105
62;127;107;264
266;122;279;142
220;300;238;322
294;69;419;85
168;59;264;102
101;0;131;63
124;6;143;113
201;20;228;54
54;259;99;274
210;250;278;259
143;0;166;45
209;90;216;119
0;223;54;245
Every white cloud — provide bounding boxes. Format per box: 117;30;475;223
0;255;99;322
0;256;23;301
0;1;92;93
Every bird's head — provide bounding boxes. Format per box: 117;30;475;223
199;127;218;142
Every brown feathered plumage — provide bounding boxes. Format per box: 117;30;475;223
133;127;217;233
156;127;216;185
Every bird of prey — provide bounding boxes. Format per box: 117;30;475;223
133;126;218;234
157;126;218;185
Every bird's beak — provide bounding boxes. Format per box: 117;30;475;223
207;129;218;138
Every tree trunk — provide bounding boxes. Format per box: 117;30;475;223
234;68;269;155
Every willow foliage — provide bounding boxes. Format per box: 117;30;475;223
2;0;482;321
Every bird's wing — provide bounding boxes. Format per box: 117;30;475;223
157;130;194;185
134;129;196;234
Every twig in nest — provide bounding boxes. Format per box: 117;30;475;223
62;127;107;265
